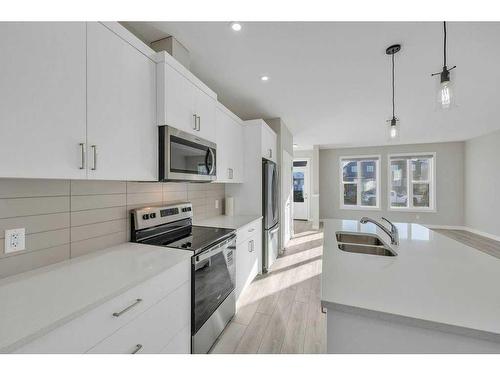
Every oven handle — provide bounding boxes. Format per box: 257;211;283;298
194;236;236;264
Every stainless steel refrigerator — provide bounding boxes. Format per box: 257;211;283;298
262;159;279;273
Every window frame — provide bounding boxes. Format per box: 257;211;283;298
339;154;381;211
387;152;437;212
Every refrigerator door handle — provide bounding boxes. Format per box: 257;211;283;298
269;226;279;235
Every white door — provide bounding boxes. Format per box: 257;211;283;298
293;161;310;220
283;151;293;246
87;22;157;181
0;22;87;179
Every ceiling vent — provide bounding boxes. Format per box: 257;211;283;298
151;36;191;70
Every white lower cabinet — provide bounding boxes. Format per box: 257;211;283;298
235;219;262;301
87;282;190;354
15;260;191;354
159;325;190;354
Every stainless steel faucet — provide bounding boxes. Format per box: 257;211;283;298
359;217;399;245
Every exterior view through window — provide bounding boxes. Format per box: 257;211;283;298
340;156;380;209
389;154;435;210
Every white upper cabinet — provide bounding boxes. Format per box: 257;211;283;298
194;87;216;142
156;52;217;142
0;22;87;179
87;22;157;181
159;63;196;134
215;105;244;183
261;122;278;163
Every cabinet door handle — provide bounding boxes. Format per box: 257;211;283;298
79;143;85;170
91;145;97;171
248;240;254;252
197;115;201;131
193;114;197;130
269;149;272;158
112;298;142;317
228;168;233;179
131;344;143;354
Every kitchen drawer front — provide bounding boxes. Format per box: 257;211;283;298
159;324;190;354
15;259;190;353
87;281;190;354
236;219;262;245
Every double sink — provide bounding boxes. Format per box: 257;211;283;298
335;232;397;257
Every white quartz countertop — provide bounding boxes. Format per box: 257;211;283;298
0;243;191;352
193;214;262;230
321;219;500;341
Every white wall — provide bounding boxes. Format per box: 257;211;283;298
319;141;465;226
465;129;500;237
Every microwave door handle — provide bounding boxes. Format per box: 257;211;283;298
207;148;215;175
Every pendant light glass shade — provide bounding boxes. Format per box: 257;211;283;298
433;22;456;110
437;76;454;110
387;117;400;141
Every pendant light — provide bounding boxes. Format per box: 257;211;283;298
386;44;401;141
432;21;456;110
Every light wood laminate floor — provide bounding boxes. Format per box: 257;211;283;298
432;229;500;259
210;220;325;354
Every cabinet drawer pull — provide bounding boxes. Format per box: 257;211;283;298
131;344;143;354
112;298;142;317
79;143;85;170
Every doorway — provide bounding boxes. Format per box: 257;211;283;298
293;159;310;220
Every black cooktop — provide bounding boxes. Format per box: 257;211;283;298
141;225;235;255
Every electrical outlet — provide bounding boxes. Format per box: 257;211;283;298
5;228;25;254
215;199;219;209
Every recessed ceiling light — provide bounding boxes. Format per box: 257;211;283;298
230;22;242;31
261;76;269;82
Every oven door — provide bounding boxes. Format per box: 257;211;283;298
159;126;217;182
192;235;236;352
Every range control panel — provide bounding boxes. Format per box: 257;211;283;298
132;202;193;230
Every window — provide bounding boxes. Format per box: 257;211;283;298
389;153;435;210
340;156;380;209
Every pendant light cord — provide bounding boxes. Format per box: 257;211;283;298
392;53;395;119
443;21;447;67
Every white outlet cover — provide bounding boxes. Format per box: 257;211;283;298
5;228;25;254
215;199;219;209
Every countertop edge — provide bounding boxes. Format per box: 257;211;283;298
0;247;192;353
321;300;500;344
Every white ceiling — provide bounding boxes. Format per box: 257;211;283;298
123;21;500;149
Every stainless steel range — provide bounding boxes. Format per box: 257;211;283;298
131;202;236;354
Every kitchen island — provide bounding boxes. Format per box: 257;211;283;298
321;219;500;353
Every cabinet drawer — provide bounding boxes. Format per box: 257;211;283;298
87;281;190;354
236;219;262;245
160;325;190;354
15;259;190;353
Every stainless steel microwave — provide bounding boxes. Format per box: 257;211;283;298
159;126;217;182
